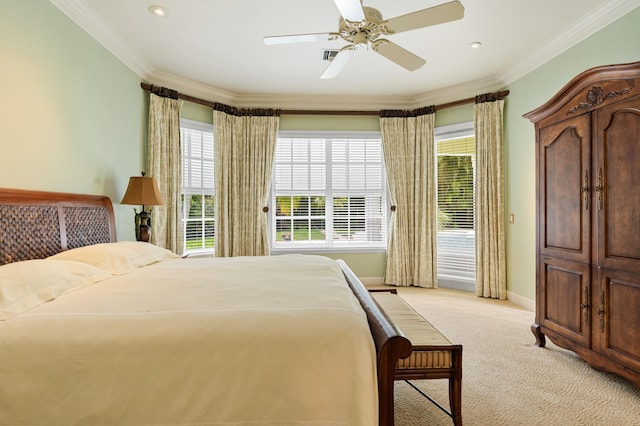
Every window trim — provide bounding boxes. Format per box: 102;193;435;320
270;130;388;254
181;118;214;140
434;121;474;141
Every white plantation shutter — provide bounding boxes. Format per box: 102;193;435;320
273;137;327;242
435;123;476;287
331;138;385;244
273;131;386;249
274;137;327;192
180;119;215;254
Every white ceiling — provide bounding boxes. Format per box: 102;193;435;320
51;0;640;110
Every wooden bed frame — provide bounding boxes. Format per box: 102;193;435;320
0;187;410;426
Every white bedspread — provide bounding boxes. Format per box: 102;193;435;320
0;254;378;425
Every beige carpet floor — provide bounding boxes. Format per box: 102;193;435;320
388;287;640;426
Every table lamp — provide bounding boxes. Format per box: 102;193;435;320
120;172;163;242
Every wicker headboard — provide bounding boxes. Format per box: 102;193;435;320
0;188;117;265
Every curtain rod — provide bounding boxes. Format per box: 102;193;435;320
140;83;509;115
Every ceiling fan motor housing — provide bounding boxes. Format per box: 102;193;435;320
338;7;388;46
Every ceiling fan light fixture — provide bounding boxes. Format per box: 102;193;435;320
148;5;170;18
354;42;368;51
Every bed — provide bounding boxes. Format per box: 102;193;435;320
0;187;411;426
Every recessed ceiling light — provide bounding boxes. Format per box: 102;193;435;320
148;5;170;18
470;41;482;49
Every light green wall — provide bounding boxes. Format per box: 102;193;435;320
321;252;386;279
280;114;379;131
435;104;473;127
505;6;640;301
181;101;213;124
0;0;147;241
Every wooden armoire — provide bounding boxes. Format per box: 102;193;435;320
524;61;640;387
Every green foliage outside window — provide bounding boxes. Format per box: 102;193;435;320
437;156;474;230
274;195;377;241
184;194;215;249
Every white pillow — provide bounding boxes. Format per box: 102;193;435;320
49;241;180;274
0;259;112;320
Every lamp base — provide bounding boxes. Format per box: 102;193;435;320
139;223;151;243
134;210;151;242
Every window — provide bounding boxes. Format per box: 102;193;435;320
180;119;215;255
272;131;386;251
435;122;476;290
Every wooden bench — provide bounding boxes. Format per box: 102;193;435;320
371;290;463;426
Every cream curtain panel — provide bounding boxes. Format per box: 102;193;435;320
380;109;438;287
474;98;506;299
213;108;279;257
148;93;183;254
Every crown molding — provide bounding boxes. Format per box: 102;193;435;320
147;71;417;110
408;76;504;108
231;93;413;111
49;0;153;78
496;0;640;86
144;71;238;106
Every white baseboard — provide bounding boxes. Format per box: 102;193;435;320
507;290;535;312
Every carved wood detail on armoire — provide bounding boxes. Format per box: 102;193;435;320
524;61;640;387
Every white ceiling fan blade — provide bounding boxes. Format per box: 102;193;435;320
373;40;426;71
263;32;332;45
320;48;355;79
386;0;464;34
334;0;365;21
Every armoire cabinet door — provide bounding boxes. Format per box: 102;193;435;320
594;94;640;274
538;256;591;347
538;114;591;264
593;268;640;372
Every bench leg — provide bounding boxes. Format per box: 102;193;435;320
449;375;462;426
450;350;463;426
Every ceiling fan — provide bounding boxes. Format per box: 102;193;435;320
263;0;465;79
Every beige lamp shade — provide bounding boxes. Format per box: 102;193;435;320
121;175;163;207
